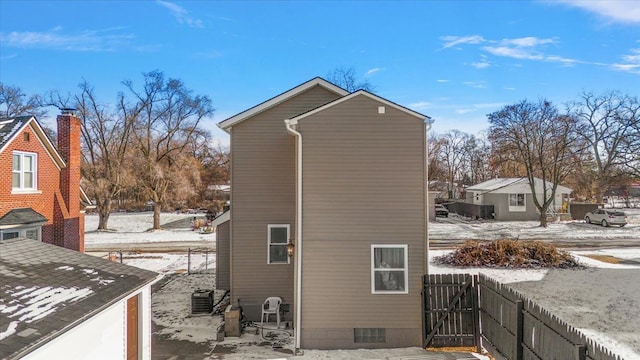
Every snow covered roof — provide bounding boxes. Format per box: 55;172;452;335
467;177;572;194
0;238;158;359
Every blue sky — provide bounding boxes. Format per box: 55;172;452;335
1;0;639;146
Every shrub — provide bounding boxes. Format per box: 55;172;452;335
435;240;582;269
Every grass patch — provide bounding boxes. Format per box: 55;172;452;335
582;254;621;264
435;240;582;269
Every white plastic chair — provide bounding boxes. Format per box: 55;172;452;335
260;296;282;328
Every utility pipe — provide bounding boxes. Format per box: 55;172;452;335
425;118;434;275
284;118;303;350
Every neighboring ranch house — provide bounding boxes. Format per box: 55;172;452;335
0;237;159;360
217;77;429;350
0;111;89;251
465;177;572;221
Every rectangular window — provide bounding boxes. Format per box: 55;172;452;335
12;151;37;191
371;245;408;294
508;193;526;212
0;227;41;241
354;328;386;343
268;224;290;264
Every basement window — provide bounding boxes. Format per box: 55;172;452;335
267;224;290;264
354;328;386;343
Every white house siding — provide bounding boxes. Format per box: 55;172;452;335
22;287;152;360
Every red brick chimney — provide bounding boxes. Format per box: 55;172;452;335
57;108;83;252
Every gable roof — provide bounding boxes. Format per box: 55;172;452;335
0;208;48;228
217;77;349;132
288;90;429;123
467;177;572;194
0;238;158;359
0;116;66;170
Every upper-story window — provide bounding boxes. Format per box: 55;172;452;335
12;151;37;191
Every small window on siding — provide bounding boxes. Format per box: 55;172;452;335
371;245;408;294
24;132;30;141
508;193;526;212
268;224;290;264
354;328;386;343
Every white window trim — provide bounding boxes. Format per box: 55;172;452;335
508;193;526;212
371;244;409;294
267;224;290;265
12;151;38;192
0;226;41;241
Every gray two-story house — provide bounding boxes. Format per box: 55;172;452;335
217;77;430;349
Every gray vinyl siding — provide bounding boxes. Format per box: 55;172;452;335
297;94;426;348
487;193;540;221
229;85;341;320
216;220;230;290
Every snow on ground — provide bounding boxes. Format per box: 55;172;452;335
84;212;215;244
430;208;640;241
89;210;640;360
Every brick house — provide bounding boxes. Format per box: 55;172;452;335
0;110;86;251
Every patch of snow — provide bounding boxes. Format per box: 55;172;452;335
0;321;19;341
56;266;74;271
5;286;94;323
81;269;98;275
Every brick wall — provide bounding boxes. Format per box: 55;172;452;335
0;116;84;252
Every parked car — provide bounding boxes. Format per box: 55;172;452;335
435;204;449;217
584;209;627;227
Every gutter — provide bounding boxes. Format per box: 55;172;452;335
284;118;303;350
425;118;434;275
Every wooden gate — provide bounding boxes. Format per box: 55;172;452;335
423;274;480;350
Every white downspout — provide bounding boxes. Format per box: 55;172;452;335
425;118;434;275
284;118;303;350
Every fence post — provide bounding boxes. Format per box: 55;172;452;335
119;251;123;264
472;275;481;353
516;300;524;360
575;344;586;360
187;248;191;275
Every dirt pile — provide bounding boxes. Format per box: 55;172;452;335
435;240;582;269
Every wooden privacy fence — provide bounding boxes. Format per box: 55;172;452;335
447;202;495;220
478;274;623;360
423;274;480;350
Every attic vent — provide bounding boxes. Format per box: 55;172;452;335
378;106;385;114
24;132;30;142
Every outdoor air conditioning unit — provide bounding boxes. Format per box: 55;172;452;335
191;289;213;314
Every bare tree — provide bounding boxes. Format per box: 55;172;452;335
438;130;472;198
124;71;214;229
77;81;138;230
326;66;375;92
620;96;640;179
568;91;638;202
0;83;47;118
488;100;585;227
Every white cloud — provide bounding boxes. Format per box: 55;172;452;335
440;35;485;49
501;36;556;47
436;79;450;83
471;61;491;69
157;0;204;28
409;101;432;110
463;81;487;89
611;48;640;74
365;67;383;76
554;0;640;24
0;27;135;52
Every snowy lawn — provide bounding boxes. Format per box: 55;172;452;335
87;211;640;360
